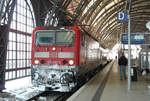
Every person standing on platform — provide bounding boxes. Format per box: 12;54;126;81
118;53;128;80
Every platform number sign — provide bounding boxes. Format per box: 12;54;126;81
117;12;128;22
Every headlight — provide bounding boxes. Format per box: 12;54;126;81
52;47;56;51
34;60;39;64
69;60;74;65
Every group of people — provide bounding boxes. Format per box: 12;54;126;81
118;53;128;80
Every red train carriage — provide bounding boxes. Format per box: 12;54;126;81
31;26;103;92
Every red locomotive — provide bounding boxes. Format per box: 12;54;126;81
31;26;105;92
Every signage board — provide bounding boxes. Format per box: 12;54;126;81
117;12;128;22
122;33;145;44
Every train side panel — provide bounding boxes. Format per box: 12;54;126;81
78;31;103;75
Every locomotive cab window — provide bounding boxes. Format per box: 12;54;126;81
35;30;75;46
35;31;55;45
56;30;75;46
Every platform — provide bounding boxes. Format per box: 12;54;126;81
67;60;150;101
101;61;150;101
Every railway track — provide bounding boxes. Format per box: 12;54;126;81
53;93;72;101
9;86;44;101
7;86;73;101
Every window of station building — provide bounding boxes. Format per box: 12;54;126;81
5;0;35;81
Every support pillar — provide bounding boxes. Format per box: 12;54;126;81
0;0;17;91
0;25;9;91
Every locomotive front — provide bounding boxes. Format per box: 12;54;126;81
31;26;80;92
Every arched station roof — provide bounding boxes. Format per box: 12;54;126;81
30;0;150;49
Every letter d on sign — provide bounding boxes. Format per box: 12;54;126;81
118;12;124;20
117;12;128;23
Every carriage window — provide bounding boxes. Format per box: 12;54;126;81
81;35;85;46
35;31;55;45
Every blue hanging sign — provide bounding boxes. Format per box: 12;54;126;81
122;34;146;44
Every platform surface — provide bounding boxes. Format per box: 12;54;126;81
100;60;150;101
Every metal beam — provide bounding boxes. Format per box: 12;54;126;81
88;0;112;26
0;0;5;24
90;1;125;38
25;0;35;27
90;0;125;27
63;0;72;9
72;0;87;24
101;22;121;41
79;0;103;23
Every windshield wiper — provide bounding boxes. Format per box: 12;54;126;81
36;41;41;46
